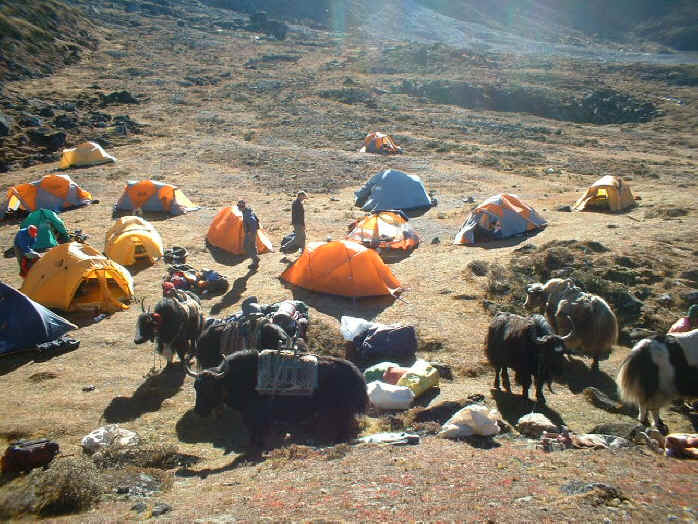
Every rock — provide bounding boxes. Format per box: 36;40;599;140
131;502;147;513
38;106;55;118
679;269;698;283
555;205;571;212
615;291;644;316
464;196;475;203
116;486;129;494
101;90;139;106
680;289;698;305
58;102;76;112
430;362;453;380
152;503;172;516
26;128;66;150
0;113;11;136
431;237;440;244
545;167;556;174
620;327;657;346
53;114;78;128
18;113;41;127
657;293;673;306
516;413;558;438
589;422;642;440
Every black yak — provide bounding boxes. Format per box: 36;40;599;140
185;350;368;448
485;312;573;404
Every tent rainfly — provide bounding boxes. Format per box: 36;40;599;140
0;282;77;355
206;205;273;255
115;180;199;215
280;240;401;297
21;242;134;313
454;193;547;245
1;174;93;219
572;175;636;212
355;169;434;212
346;210;419;251
59;141;116;169
105;216;164;266
359;132;403;154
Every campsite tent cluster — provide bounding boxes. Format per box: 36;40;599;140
1;134;637;351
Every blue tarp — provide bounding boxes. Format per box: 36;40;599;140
0;282;76;354
355;169;434;212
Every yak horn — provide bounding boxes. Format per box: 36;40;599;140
140;297;147;313
184;356;200;378
559;314;576;342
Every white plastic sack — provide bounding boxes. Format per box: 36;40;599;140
367;380;414;410
438;404;501;438
340;316;378;341
81;424;140;453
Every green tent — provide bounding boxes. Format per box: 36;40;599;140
20;209;69;252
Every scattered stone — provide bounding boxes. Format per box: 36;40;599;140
0;113;11;136
152;503;172;516
516;413;558;438
18;113;41;127
131;502;147;513
101;90;139;106
545;167;556;174
431;237;440;244
116;486;129;494
615;291;644;316
657;294;673;306
555;205;572;212
437;212;447;219
38;106;55;118
607;224;618;228
82;385;96;392
680;289;698;305
53;114;78;128
26;128;66;150
620;327;657;346
515;495;533;503
589;422;641;441
464;196;475;203
430;362;453;380
679;269;698;283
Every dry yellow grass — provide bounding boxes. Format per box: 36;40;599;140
0;2;697;520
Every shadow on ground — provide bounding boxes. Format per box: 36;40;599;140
102;364;185;422
209;267;256;315
0;345;79;377
282;283;395;321
206;242;247;267
175;407;250;455
561;355;618;395
491;388;566;428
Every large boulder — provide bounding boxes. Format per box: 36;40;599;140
26;128;66;151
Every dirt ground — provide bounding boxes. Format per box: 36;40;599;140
1;3;697;521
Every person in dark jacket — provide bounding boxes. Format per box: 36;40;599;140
14;225;41;277
291;191;308;252
238;200;260;268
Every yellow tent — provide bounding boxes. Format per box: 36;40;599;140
59;141;116;169
105;216;163;266
573;176;636;212
346;210;419;251
21;242;134;313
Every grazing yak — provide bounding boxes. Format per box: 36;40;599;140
485;313;573;404
185;350;368;448
617;329;698;434
134;292;203;366
524;278;618;371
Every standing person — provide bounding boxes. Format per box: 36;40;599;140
291;191;308;252
238;200;260;269
668;304;698;333
14;225;41;277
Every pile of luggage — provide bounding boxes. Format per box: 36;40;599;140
163;264;229;296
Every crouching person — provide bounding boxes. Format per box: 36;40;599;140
14;225;41;277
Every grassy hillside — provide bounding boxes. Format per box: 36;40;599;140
0;0;97;82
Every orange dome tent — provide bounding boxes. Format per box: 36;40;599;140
206;206;273;255
21;242;134;313
346;210;419;251
115;180;199;216
1;174;93;219
359;132;402;154
280;240;401;297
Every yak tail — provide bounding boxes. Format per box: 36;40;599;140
616;342;655;408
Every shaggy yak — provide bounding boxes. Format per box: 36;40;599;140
185;350;368;448
616;329;698;434
524;277;617;371
134;293;203;366
485;312;573;404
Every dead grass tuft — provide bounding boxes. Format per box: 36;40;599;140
91;442;195;470
467;259;489;277
305;319;346;358
0;457;102;519
644;206;689;219
27;371;58;383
